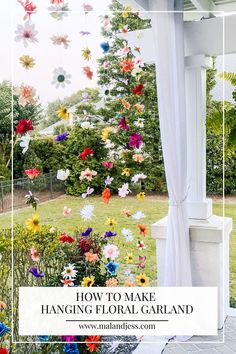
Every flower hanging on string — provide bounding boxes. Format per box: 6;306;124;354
61;279;75;287
85;252;99;263
15;22;38;47
29;267;44;278
52;67;71;88
121;228;133;241
82;47;92;61
102;61;110;70
132;211;145;220
17;0;37;20
122;209;132;218
80;31;91;36
106;262;119;276
131;173;147;183
80;204;95;220
20;133;30;154
101;127;110;141
125;253;133;264
121;99;131;110
102;188;111;204
119;25;129;33
118;117;129;131
25;191;39;210
105;176;113;186
103;244;119;260
82;92;89;102
51;34;70;49
121;168;131;177
81;276;95;287
56;105;70;120
82;187;94;199
55;132;69;142
101;161;113;169
19;55;35;69
82;227;93;237
122;5;133;18
63;206;71;217
85;336;101;353
83;66;93;80
137;192;145;201
132;84;144;96
133;153;144;163
137;240;146;250
49;3;69;20
138;224;147;236
15;85;37;106
129;133;143;149
80;168;97;181
106;278;118;287
30;246;40;262
99;14;111;31
59;233;75;243
136;273;149;287
82;3;93;14
100;41;110;54
134;103;145;114
57;169;70;181
118;183;131;198
26;214;41;233
79;147;94;160
61;264;77;279
16;119;33;134
50;0;64;4
25;168;40;179
134;118;145;128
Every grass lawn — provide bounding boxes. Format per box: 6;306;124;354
0;195;235;301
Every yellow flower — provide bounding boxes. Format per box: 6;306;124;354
136;273;149;287
0;301;7;309
136;192;145;201
106;217;117;227
26;214;41;233
81;276;95;287
56;105;70;120
122;5;133;17
82;47;92;61
19;55;35;69
106;278;118;287
121;168;131;177
125;253;133;264
101;127;111;141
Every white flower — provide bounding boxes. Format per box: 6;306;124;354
105;176;114;186
80;204;95;220
121;228;134;241
61;263;77;279
19;133;30;154
131;173;147;184
105;139;115;149
134;118;144;128
57;169;70;181
52;67;71;88
49;227;56;233
131;67;142;76
118;183;131;198
15;22;38;47
80;121;95;129
82;187;94;199
132;211;146;220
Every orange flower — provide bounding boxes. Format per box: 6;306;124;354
83;66;93;80
138;224;147;236
121;99;131;110
0;301;7;309
85;252;99;263
120;58;134;72
122;209;132;217
124;280;135;287
102;188;111;204
85;336;101;353
106;278;118;287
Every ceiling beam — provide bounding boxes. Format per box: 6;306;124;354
190;0;217;11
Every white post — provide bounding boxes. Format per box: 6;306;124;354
185;54;213;219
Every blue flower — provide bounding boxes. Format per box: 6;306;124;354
103;231;117;239
55;132;69;142
0;322;10;337
36;335;49;342
29;267;45;278
105;262;119;276
100;41;109;54
81;227;93;237
63;343;80;354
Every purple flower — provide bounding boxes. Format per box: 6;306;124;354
103;231;117;239
129;133;143;148
81;227;93;237
82;92;89;102
61;336;78;342
55;132;69;142
118;117;129;131
29;267;45;278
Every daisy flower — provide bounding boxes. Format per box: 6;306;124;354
136;273;149;287
131;173;147;183
25;214;41;233
61;263;77;279
79;168;97;181
19;55;35;69
81;276;95;287
103;244;119;260
80;204;95;221
134;118;145;128
121;228;133;241
52;67;71;88
56;105;70;120
132;211;145;220
118;183;131;198
15;22;38;47
51;34;70;49
57;169;70;181
20;133;30;154
15;84;36;106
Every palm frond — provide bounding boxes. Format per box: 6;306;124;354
219;72;236;86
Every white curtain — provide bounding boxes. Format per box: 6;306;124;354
150;0;192;286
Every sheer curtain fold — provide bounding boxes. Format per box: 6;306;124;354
151;7;192;286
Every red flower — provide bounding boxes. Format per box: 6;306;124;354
132;84;144;96
85;336;101;353
138;224;147;236
83;66;93;80
59;233;75;244
80;147;94;160
0;349;8;354
24;168;40;179
102;188;111;204
120;58;134;72
16;119;33;135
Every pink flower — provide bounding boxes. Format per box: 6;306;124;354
79;168;97;181
122;46;131;54
137;240;146;250
118;117;129;131
31;247;40;262
83;3;93;13
129;133;143;149
15;22;38;47
102;61;110;70
15;85;37;107
18;0;37;20
103;244;119;260
63;206;71;217
102;161;113;169
50;0;64;4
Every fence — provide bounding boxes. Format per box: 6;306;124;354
0;172;65;213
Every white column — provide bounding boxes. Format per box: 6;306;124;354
185;54;213;219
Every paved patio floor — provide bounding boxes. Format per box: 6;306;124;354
133;316;236;354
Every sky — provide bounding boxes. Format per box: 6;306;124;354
0;0;235;107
